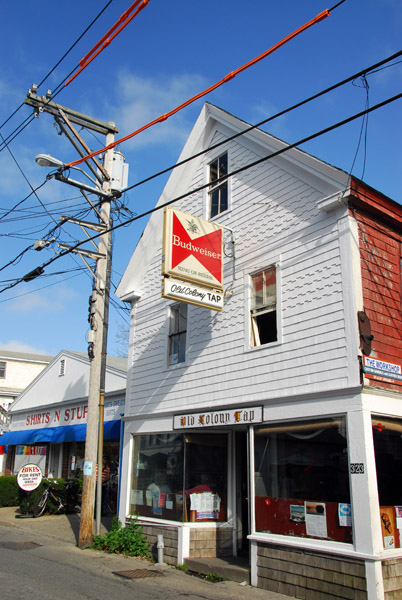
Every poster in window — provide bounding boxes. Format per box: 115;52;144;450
305;501;328;538
380;506;398;549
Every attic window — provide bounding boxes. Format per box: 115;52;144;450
59;359;66;377
208;152;228;219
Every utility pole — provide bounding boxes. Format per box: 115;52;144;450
27;90;126;547
79;128;115;546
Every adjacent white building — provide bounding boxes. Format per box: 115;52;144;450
1;350;127;479
116;103;401;599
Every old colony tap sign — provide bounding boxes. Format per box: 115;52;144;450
162;208;224;311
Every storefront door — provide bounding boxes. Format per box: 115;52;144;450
235;430;250;556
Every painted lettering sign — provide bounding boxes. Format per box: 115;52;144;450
173;407;263;429
17;464;43;491
11;399;125;431
162;208;224;290
363;355;402;386
162;278;224;311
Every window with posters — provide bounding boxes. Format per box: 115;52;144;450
254;418;352;542
372;416;402;549
129;433;227;522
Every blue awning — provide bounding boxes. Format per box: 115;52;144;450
0;420;121;446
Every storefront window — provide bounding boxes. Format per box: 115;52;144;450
185;434;227;522
372;416;402;549
254;418;352;542
68;440;120;479
129;432;228;522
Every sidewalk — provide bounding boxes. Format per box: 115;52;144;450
0;506;295;600
0;505;112;544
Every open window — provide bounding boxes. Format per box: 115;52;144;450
250;266;277;346
208;152;228;219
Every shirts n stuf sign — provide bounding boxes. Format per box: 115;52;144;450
162;208;224;290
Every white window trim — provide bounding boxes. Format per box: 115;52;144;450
204;150;231;220
166;301;188;369
244;258;283;352
0;361;6;379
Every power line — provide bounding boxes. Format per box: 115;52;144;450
1;50;400;281
123;49;402;194
1;90;400;295
0;0;115;133
65;6;337;168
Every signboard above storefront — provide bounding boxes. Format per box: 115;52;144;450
362;355;402;386
174;406;263;429
162;208;224;291
162;277;224;311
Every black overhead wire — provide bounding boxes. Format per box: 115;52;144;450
0;49;400;287
0;0;115;133
123;49;402;195
1;45;400;230
1;89;400;295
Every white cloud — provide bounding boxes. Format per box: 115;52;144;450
108;70;208;149
0;340;51;355
5;285;78;314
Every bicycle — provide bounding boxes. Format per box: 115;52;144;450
103;473;118;515
32;478;81;518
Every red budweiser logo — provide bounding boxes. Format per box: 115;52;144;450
171;212;222;283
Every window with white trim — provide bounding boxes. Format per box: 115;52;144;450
168;303;187;365
0;361;6;378
208;152;228;219
250;266;277;346
59;359;66;376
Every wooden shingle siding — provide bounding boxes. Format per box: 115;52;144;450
134;521;178;565
353;205;402;392
257;544;367;599
383;558;402;599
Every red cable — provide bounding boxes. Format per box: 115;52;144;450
65;0;150;87
65;8;331;168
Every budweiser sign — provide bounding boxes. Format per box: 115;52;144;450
162;208;224;290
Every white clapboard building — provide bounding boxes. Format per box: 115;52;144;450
116;103;402;600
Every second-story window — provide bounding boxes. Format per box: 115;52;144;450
168;303;187;365
208;152;228;219
250;266;277;346
0;361;6;378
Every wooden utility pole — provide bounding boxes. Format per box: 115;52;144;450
26;91;121;547
79;129;115;546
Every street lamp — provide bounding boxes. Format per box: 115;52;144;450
35;153;65;168
35;153;115;198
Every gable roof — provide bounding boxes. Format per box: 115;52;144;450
8;349;127;413
116;102;351;300
0;349;54;364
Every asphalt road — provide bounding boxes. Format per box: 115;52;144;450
0;516;291;600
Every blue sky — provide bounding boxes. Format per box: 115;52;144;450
0;0;401;357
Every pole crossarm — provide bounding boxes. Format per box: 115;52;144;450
60;216;107;232
54;172;117;199
25;91;118;136
57;243;106;261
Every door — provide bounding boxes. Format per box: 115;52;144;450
235;430;250;556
